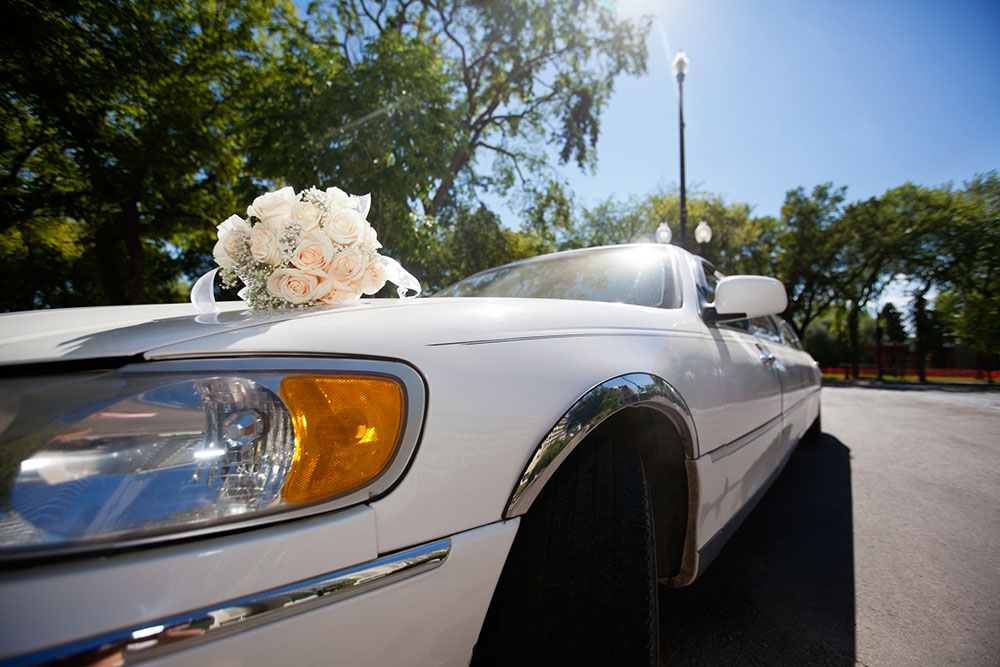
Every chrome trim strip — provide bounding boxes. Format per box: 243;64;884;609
9;539;450;666
707;412;784;463
504;373;698;519
426;329;668;347
783;386;821;417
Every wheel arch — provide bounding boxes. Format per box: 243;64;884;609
503;373;698;581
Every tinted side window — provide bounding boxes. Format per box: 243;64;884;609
778;319;804;350
699;260;756;333
750;317;782;343
696;261;717;304
721;318;750;332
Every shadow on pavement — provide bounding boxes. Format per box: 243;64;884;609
659;433;855;666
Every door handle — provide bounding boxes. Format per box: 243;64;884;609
756;344;776;366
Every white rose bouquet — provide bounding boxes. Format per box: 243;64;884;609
210;186;417;309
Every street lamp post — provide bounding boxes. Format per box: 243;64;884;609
672;50;690;249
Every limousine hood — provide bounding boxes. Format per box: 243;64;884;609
0;297;696;367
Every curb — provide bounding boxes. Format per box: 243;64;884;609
822;379;1000;392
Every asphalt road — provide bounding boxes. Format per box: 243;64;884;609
658;384;1000;666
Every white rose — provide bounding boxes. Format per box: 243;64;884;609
363;225;382;251
319;285;362;304
323;187;370;218
212;217;251;269
247;187;296;228
325;208;369;247
213;229;250;270
291;231;335;272
266;268;333;304
217;214;250;240
360;261;388;295
251;223;282;266
324;187;355;212
291;200;323;231
327;249;366;285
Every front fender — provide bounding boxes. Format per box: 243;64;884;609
503;372;698;519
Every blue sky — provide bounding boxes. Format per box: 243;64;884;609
554;0;1000;218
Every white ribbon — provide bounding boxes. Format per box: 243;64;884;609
357;193;372;219
190;268;220;313
381;256;421;298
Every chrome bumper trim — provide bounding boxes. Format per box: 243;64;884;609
9;539;450;666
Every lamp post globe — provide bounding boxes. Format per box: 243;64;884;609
655;223;672;245
672;50;690;249
695;220;712;244
672;50;690;79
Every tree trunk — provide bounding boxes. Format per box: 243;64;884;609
875;314;884;382
122;200;146;303
848;304;860;379
426;148;470;217
912;284;931;383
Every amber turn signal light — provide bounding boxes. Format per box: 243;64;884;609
281;376;404;504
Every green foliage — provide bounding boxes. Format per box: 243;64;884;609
803;310;877;368
254;0;650;222
521;180;576;253
562;195;650;249
232;0;650;285
245;2;459;258
932;172;1000;356
774;183;849;336
557;185;777;276
416;204;537;292
1;0;290;309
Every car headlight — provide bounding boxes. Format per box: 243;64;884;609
0;358;424;558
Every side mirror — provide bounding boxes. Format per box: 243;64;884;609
703;275;788;324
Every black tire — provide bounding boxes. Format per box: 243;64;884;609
472;439;658;667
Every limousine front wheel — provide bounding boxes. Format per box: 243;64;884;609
472;438;658;666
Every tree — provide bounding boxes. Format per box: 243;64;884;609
560;195;650;249
932;172;1000;378
909;287;946;382
803;315;848;368
417;0;650;215
876;302;907;379
558;186;780;278
874;183;960;381
417;204;537;292
0;0;290;309
880;303;907;344
245;1;460;265
521;179;575;253
775;183;849;337
833;195;917;377
249;0;650;258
